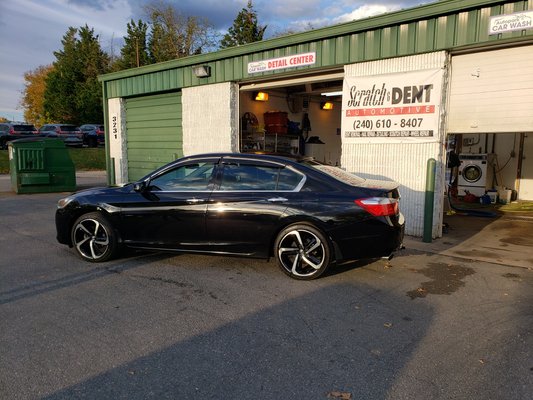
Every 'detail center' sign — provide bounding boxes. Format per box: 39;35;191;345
342;68;444;143
248;52;316;74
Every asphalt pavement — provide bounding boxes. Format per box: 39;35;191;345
0;172;532;399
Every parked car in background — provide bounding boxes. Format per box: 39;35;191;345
39;124;83;147
79;124;105;147
0;123;39;149
56;153;405;280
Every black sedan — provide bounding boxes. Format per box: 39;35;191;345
56;153;404;280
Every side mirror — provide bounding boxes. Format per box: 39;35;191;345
133;181;147;192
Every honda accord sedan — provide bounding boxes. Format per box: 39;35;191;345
56;153;404;280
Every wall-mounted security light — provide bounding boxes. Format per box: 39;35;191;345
321;101;334;110
254;91;269;101
192;65;211;78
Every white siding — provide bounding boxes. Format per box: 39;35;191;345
182;82;239;155
448;45;533;133
107;98;128;185
342;52;448;237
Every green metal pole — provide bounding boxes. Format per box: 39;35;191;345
423;158;436;243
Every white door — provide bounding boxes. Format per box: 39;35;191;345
448;45;533;134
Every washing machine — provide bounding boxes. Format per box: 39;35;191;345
457;153;495;196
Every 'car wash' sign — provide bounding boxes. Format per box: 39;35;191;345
248;52;316;74
342;68;444;143
489;11;533;35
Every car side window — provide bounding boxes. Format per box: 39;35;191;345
278;167;304;190
149;162;216;191
219;163;302;191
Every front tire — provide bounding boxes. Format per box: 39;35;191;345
71;212;117;262
275;224;332;280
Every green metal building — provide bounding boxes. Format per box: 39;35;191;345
99;0;533;237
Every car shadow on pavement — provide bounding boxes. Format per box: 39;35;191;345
39;282;435;400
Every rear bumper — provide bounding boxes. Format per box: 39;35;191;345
330;213;405;261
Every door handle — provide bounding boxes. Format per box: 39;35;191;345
267;197;288;203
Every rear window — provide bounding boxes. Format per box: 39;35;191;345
13;125;36;131
60;126;78;132
307;163;365;186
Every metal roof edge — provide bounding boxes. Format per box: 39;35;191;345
98;0;510;83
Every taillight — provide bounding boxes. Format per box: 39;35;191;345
8;127;15;135
355;197;399;217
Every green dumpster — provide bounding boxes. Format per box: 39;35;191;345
9;138;76;194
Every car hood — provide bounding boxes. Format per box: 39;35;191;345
70;184;133;198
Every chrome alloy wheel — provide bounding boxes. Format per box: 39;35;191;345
276;227;329;279
72;218;111;261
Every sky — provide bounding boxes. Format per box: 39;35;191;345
0;0;430;122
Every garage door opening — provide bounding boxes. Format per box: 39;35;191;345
239;72;344;165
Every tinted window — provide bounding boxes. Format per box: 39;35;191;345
219;163;302;191
13;125;35;131
60;126;78;132
150;162;216;191
0;125;8;132
278;168;304;190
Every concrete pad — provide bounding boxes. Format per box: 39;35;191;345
405;213;533;269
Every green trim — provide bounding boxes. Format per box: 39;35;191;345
99;0;532;99
99;0;513;82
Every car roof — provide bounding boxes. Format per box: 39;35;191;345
1;122;34;126
184;152;301;163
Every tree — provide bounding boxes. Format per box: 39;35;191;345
145;1;219;63
20;65;54;126
44;25;110;125
220;1;267;49
114;19;150;70
270;23;315;39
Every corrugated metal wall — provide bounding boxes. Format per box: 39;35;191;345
182;82;239;156
125;92;183;181
101;1;533;100
342;52;449;237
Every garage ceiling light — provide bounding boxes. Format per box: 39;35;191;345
321;101;334;110
321;91;343;97
254;91;269;101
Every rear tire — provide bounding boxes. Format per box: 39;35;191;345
274;223;332;280
71;212;117;262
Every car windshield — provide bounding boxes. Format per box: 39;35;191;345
300;159;366;186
